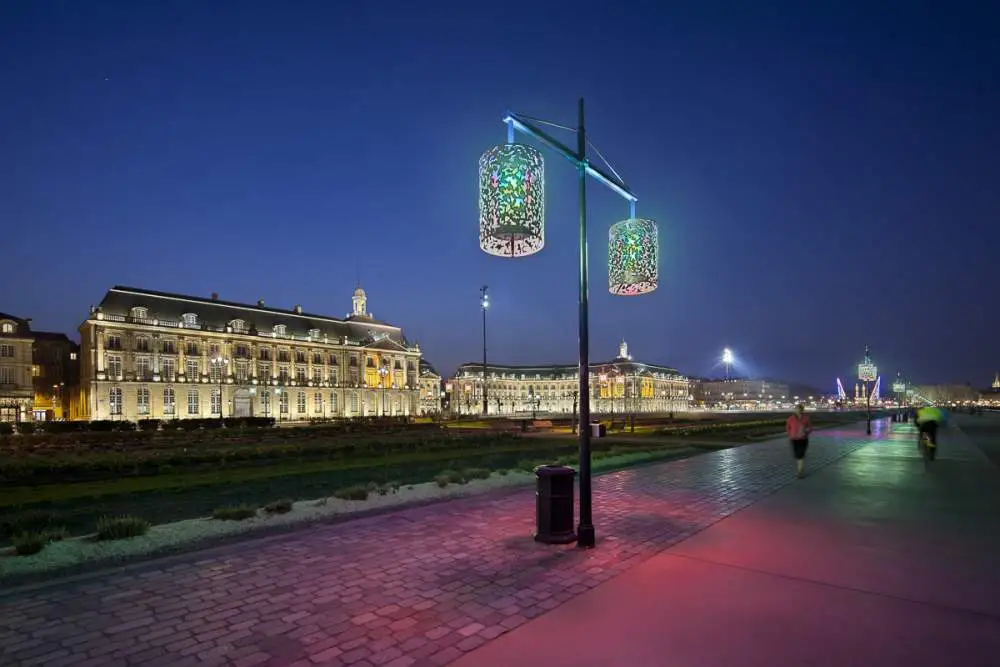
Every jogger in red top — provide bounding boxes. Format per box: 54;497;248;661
786;404;813;479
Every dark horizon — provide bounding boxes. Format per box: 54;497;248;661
2;1;997;390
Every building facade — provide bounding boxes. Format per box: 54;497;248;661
448;340;689;416
78;286;426;422
0;313;35;422
32;332;80;421
693;378;790;408
418;360;443;415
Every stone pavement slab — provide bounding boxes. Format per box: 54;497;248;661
0;422;877;667
452;420;1000;667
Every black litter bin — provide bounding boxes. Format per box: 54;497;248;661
534;465;577;544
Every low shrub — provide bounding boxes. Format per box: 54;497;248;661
16;423;36;435
212;504;258;521
438;469;466;485
434;475;450;488
12;532;48;556
96;515;150;541
263;499;293;514
138;419;161;432
498;469;509;476
44;526;69;542
0;423;13;435
461;467;491;481
333;484;370;501
113;421;137;432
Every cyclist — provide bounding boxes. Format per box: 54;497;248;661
915;406;945;460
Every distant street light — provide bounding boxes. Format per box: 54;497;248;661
722;348;734;380
480;286;489;416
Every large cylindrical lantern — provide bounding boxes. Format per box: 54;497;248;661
479;143;545;258
608;218;658;295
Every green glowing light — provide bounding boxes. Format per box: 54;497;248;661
479;144;545;258
609;218;658;295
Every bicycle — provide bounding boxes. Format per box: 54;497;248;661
916;423;937;467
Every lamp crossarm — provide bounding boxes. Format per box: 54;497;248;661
504;112;638;205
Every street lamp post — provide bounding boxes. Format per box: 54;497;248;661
857;345;878;435
480;100;659;548
211;356;229;418
378;364;389;416
480;286;489;416
722;348;734;381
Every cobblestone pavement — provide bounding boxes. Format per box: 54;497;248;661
0;422;884;667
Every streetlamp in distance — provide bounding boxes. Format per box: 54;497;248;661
722;348;734;380
857;345;878;435
480;286;489;416
378;363;389;416
211;356;229;418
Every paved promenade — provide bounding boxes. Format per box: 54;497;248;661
454;417;1000;667
0;418;954;667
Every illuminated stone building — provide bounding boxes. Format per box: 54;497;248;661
78;286;427;421
0;313;35;422
31;332;80;421
418;360;443;415
448;340;689;416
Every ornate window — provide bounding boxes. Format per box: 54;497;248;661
187;389;199;415
181;313;198;327
131;307;149;319
297;391;306;414
273;324;287;336
0;322;13;333
229;319;247;332
163;387;175;415
314;392;323;413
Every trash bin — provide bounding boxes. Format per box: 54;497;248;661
534;465;577;544
590;422;606;438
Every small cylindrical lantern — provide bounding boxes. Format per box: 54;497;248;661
479;143;545;258
608;218;658;295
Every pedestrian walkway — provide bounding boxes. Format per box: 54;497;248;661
453;420;1000;667
1;422;883;667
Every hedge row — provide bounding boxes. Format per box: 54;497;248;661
1;417;277;436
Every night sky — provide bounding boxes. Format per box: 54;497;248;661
2;1;997;390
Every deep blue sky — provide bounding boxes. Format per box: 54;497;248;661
2;1;998;389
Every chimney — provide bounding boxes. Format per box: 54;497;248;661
294;304;303;314
257;299;265;307
211;292;219;301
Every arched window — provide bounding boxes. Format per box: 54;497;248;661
1;322;13;333
181;313;198;327
230;319;246;332
131;306;148;319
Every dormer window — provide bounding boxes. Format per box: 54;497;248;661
131;307;148;319
0;322;13;334
181;313;198;327
273;324;287;336
230;319;246;333
308;328;320;339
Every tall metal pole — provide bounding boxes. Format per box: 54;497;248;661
576;98;595;548
481;285;488;416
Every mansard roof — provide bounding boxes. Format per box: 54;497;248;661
0;312;32;337
93;286;412;347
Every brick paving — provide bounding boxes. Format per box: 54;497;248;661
0;422;882;667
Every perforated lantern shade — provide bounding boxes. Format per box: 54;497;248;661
479;143;545;258
608;218;658;295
